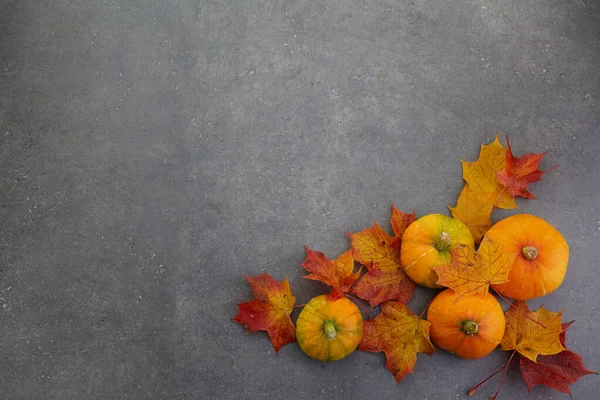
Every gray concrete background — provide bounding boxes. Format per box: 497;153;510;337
1;0;599;399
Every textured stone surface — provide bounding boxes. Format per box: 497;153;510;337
1;1;599;399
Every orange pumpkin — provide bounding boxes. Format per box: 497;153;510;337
427;289;505;359
401;214;475;288
296;294;363;361
486;214;569;300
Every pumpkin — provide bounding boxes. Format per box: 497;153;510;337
427;289;505;359
296;294;363;361
401;214;475;288
485;214;569;300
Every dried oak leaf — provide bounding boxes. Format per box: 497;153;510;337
496;136;557;200
519;321;597;396
501;300;565;362
359;301;434;384
233;273;296;353
347;206;416;307
433;236;513;301
301;247;359;300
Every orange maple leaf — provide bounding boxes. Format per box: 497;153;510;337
501;300;565;362
433;236;513;301
301;247;360;300
233;273;296;353
496;136;558;199
390;204;416;238
359;301;434;384
347;206;416;307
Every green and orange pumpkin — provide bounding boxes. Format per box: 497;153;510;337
296;295;363;361
401;214;475;288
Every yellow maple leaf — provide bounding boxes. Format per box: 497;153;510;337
501;300;566;362
460;135;518;210
448;184;496;244
451;136;520;244
359;301;435;384
433;236;513;300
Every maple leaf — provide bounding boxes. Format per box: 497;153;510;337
433;236;513;301
359;301;434;384
233;273;296;353
496;136;557;199
519;321;598;396
390;205;417;238
301;247;360;300
460;135;518;210
501;300;565;362
347;206;416;307
451;136;523;245
449;184;498;245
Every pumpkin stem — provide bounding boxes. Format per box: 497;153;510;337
521;246;539;260
323;320;337;340
462;320;478;335
434;231;451;251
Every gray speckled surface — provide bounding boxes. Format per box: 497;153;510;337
1;0;599;399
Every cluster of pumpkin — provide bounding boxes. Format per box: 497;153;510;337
296;213;568;362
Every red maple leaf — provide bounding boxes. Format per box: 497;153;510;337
347;206;416;307
301;247;360;300
519;321;598;396
233;273;296;353
390;205;417;238
495;136;557;199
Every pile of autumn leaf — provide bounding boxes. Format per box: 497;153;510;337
233;136;596;398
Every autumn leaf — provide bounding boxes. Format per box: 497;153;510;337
519;321;598;396
233;273;296;353
301;247;360;300
501;300;565;362
496;136;557;200
347;206;416;307
433;236;512;300
448;185;497;245
359;301;434;384
460;135;518;210
391;205;417;238
450;136;520;245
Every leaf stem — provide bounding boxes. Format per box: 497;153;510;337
419;295;436;319
467;350;516;398
490;350;516;400
493;187;509;208
344;293;371;319
293;304;306;309
467;365;505;396
348;263;366;290
492;289;547;329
